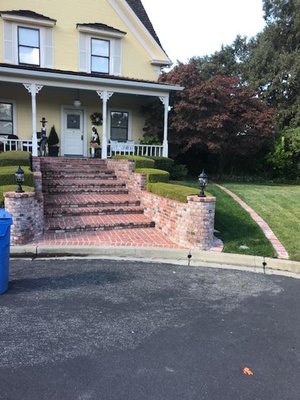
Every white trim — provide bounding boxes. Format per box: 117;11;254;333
0;66;183;93
151;59;171;66
0;98;17;136
1;13;56;27
77;25;126;39
108;108;132;141
107;0;171;65
79;32;122;75
4;22;53;67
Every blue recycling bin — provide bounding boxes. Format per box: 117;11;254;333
0;209;13;294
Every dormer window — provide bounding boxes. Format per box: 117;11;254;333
18;27;40;66
91;38;110;74
0;10;55;68
77;23;126;76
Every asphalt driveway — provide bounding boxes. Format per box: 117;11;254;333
0;258;299;400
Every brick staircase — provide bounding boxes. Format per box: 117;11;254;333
40;158;155;234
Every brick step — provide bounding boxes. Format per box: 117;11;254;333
42;164;111;171
45;214;155;233
42;171;116;180
44;204;145;217
43;186;129;195
42;178;124;188
44;193;140;208
40;158;107;166
44;193;140;209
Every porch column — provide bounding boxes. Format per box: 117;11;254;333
23;83;44;157
159;95;169;157
96;90;114;159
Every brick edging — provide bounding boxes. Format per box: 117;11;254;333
216;184;289;259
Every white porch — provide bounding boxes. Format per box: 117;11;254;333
0;64;183;159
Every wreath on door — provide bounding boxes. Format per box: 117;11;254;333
90;112;103;126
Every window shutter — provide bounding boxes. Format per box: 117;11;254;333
112;39;122;76
3;22;14;64
44;28;53;68
79;33;88;72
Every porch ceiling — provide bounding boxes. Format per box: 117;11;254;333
0;63;183;97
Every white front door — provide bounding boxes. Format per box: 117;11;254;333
63;109;84;156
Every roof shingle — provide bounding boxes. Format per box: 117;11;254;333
125;0;162;48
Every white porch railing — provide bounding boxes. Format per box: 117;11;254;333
0;138;164;158
108;142;163;157
0;138;32;152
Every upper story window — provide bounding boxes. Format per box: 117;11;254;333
0;11;56;68
0;102;13;135
91;38;110;74
77;23;126;76
18;27;40;66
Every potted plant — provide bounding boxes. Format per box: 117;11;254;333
48;125;60;156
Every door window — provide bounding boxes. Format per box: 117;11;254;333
67;114;81;129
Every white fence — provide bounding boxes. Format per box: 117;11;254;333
0;138;32;152
0;138;164;158
108;142;163;157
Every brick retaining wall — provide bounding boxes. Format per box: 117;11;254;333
4;158;215;249
4;157;44;245
109;159;216;250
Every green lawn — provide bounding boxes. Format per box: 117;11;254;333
0;154;34;208
172;181;276;258
223;183;300;261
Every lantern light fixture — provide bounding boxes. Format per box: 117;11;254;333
198;169;208;197
15;165;25;193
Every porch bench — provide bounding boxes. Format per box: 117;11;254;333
110;140;135;155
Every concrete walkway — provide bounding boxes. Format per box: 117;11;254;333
216;184;289;259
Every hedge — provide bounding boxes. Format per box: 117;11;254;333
0;151;31;167
113;155;155;169
149;157;174;172
0;185;34;208
135;168;170;189
0;166;34;186
147;182;199;203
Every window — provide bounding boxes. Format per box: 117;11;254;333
110;111;129;141
0;102;13;135
18;27;40;66
91;38;110;74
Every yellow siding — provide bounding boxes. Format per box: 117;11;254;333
1;84;147;145
0;0;166;81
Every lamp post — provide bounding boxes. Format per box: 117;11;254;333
15;166;25;193
198;169;208;197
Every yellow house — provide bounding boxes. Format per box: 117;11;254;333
0;0;181;158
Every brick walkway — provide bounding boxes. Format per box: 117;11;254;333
33;228;223;252
216;184;289;259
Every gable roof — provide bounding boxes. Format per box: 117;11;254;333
125;0;162;48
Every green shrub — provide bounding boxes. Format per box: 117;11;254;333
113;155;155;169
170;164;188;180
135;168;169;189
0;166;34;186
148;182;199;203
0;151;31;166
139;134;161;145
149;157;174;172
0;185;34;207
